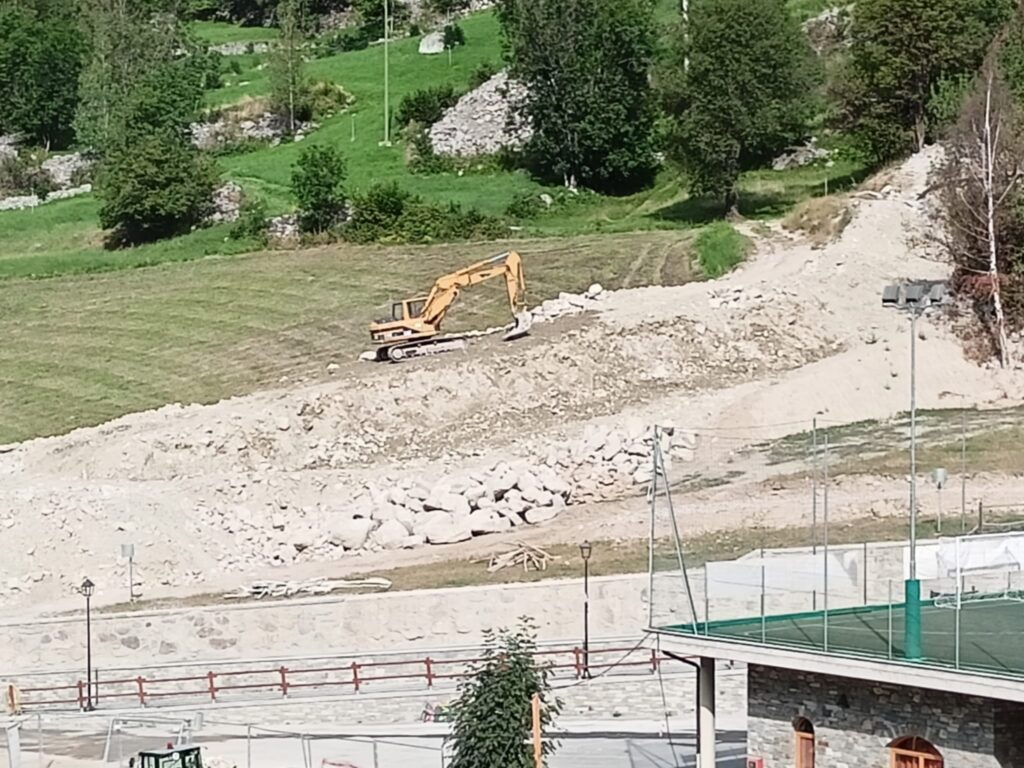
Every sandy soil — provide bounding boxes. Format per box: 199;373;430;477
2;145;1023;618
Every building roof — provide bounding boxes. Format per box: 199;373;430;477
654;595;1024;703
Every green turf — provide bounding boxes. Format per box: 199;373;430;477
663;598;1024;678
190;20;279;45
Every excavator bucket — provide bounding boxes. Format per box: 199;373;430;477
503;311;533;341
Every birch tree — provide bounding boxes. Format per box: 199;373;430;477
938;52;1024;367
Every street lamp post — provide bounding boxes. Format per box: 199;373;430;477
79;578;95;710
579;540;592;678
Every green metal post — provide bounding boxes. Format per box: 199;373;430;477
904;578;922;660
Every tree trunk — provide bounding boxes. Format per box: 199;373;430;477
725;186;739;219
982;73;1012;368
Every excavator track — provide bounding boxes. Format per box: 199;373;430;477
375;336;468;362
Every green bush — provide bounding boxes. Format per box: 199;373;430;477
469;61;498;89
292;144;348;233
394;84;460;128
408;22;422;36
308;80;354;118
443;22;465;48
504;191;544;220
694;221;751;278
228;59;244;75
230;195;269;244
320;26;370;55
97;132;218;247
408;128;456;174
0;153;55;199
344;181;503;243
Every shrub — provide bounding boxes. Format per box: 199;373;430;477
408;129;456;174
292;144;347;233
408;22;421;36
443;22;465;49
0;153;55;198
321;26;370;54
230;195;269;244
504;191;544;220
228;59;244;75
344;181;503;243
308;80;354;118
694;221;752;278
394;84;459;128
97;131;218;247
469;61;498;89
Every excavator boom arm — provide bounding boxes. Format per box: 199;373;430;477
420;251;526;328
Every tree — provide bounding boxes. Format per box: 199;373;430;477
448;621;561;768
98;131;218;245
353;0;409;40
269;0;310;134
93;38;217;246
839;0;1013;161
497;0;658;193
76;0;186;154
663;0;816;215
0;2;87;148
937;44;1024;368
292;144;347;233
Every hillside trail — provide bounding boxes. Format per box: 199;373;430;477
2;146;1023;616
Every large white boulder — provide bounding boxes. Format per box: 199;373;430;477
332;517;375;550
418;31;445;54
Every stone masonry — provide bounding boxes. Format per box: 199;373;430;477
748;664;1024;768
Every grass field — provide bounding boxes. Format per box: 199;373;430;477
190;20;279;44
0;230;693;444
0;4;867;280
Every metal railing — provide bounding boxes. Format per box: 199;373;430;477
10;643;664;713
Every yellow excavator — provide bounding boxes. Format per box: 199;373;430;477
369;250;533;362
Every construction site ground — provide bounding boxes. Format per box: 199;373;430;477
3;145;1024;621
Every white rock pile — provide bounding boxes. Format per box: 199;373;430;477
195;420;693;567
429;71;532;157
191;113;317;151
207;182;243;223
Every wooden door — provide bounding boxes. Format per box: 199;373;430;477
890;748;944;768
795;731;815;768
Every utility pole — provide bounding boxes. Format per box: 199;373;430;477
381;0;392;146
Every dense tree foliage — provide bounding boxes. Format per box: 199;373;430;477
292;144;347;233
497;0;658;194
448;621;561;768
0;2;86;148
664;0;817;214
352;0;409;39
87;5;216;246
838;0;1013;161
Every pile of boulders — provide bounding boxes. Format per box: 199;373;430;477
0;145;93;212
208;41;272;56
191;112;317;151
772;139;832;171
207;182;244;223
196;421;694;568
429;71;532;157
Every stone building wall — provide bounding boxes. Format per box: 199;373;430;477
747;664;1015;768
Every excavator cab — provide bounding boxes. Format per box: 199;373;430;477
391;298;428;322
138;746;203;768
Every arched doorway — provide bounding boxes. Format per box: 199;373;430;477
792;717;815;768
888;736;944;768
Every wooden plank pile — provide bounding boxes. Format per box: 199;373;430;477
224;577;391;600
480;542;553;573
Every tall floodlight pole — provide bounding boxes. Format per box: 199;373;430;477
882;281;946;661
381;0;392;147
78;578;95;710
